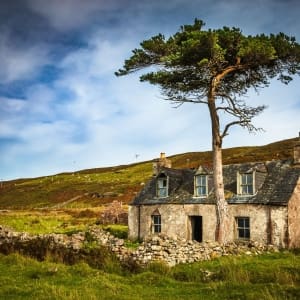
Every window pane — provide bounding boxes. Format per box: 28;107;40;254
157;225;161;233
158;178;167;188
241;174;246;185
200;175;206;185
244;218;249;227
247;174;253;184
247;185;253;194
158;188;167;197
241;186;247;194
237;218;244;227
244;229;250;239
200;186;206;195
238;228;244;238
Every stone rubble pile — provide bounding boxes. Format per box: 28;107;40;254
0;225;278;267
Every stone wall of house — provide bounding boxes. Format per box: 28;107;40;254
228;204;288;246
128;204;216;241
129;204;289;248
288;178;300;248
0;225;278;267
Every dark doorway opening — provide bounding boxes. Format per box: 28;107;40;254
190;216;203;242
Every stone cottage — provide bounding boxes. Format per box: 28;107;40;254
128;144;300;248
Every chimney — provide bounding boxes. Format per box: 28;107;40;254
153;152;172;175
293;132;300;165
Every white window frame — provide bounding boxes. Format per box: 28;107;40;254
236;217;250;240
156;176;168;198
237;172;255;195
194;174;208;197
151;215;161;233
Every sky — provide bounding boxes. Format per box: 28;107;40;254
0;0;300;180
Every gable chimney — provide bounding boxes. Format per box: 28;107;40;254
153;152;172;175
294;132;300;165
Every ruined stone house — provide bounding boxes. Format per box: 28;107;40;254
128;144;300;248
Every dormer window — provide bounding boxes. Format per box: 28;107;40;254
194;174;208;197
156;174;168;198
238;173;254;195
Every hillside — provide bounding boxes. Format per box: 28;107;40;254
0;137;298;209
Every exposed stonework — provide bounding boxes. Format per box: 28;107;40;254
99;201;128;225
0;225;278;267
288;178;300;248
129;203;289;247
128;234;278;266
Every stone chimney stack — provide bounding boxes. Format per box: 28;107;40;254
293;132;300;165
153;152;172;175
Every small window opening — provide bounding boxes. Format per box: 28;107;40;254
151;215;161;233
236;217;250;239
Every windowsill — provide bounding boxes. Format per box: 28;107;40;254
193;195;208;198
235;238;250;242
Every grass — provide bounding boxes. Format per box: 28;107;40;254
0;137;297;209
102;224;128;239
0;208;299;299
0;251;299;299
0;209;101;234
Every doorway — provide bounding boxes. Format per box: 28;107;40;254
190;216;203;242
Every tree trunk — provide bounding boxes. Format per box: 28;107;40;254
212;139;229;244
208;80;230;244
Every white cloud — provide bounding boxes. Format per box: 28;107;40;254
0;31;49;83
27;0;122;31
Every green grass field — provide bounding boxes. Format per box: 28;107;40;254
0;251;299;299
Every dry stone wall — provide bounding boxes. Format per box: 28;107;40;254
0;225;278;267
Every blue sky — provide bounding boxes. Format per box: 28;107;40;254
1;0;300;180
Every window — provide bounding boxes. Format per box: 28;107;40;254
239;173;254;195
152;215;161;233
157;175;168;197
195;175;207;197
236;217;250;239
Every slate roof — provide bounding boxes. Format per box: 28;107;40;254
131;160;300;206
